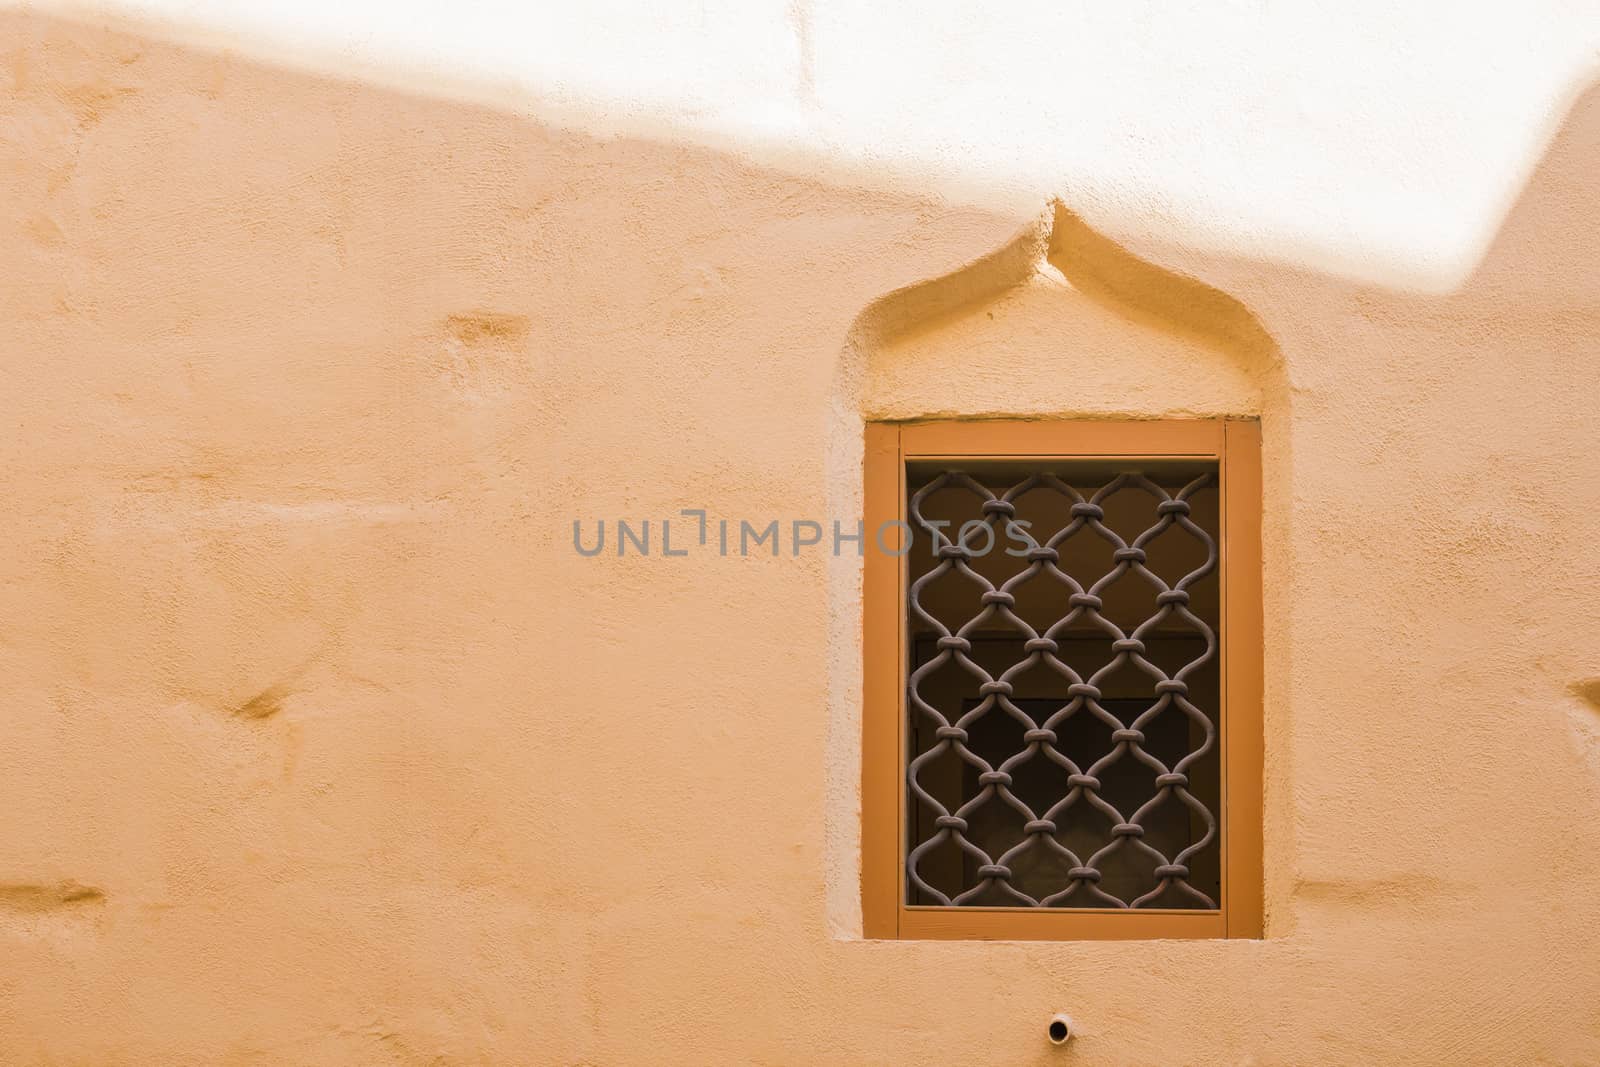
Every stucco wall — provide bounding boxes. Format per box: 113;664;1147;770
4;12;1600;1065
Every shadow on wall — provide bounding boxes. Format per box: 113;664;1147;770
5;5;1600;1065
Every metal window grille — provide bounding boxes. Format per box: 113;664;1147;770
905;461;1222;909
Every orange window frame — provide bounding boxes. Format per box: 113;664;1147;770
862;419;1263;940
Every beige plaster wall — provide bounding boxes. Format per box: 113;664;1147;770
3;12;1600;1065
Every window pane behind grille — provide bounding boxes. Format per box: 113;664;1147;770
905;461;1222;910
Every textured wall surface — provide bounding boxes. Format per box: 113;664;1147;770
3;11;1600;1065
52;0;1600;290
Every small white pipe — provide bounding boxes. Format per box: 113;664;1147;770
1048;1013;1074;1046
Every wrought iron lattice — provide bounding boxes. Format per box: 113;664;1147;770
905;463;1222;909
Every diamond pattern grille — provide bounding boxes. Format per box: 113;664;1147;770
905;464;1222;909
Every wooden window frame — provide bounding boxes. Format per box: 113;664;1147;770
862;418;1263;940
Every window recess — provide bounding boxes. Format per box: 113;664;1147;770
862;420;1262;940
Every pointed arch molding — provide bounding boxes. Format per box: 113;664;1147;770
843;202;1282;422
